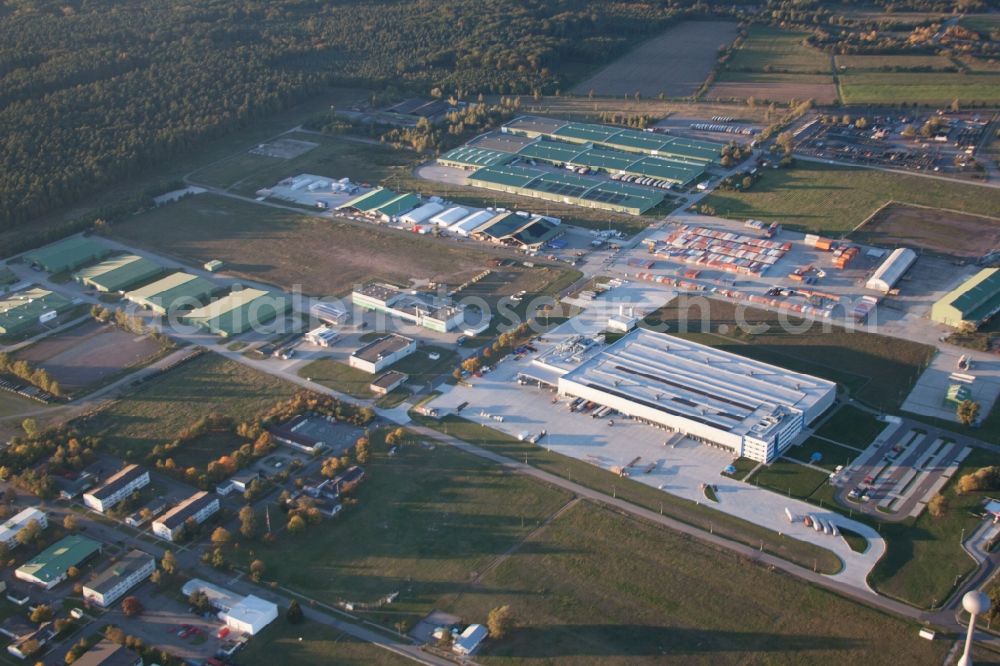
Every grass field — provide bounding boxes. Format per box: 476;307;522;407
115;193;495;296
238;620;412;666
834;54;957;71
415;414;843;573
724;25;830;74
298;359;375;399
235;429;573;619
80;353;297;461
443;501;948;665
642;298;935;412
170;428;247;470
0;391;48;419
869;447;1000;608
701;162;1000;235
783;437;857;472
571;20;739;98
839;71;1000;105
813;405;887;449
748;459;831;500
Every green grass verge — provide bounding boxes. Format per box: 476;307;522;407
237;619;412;665
839;526;869;554
700;162;1000;235
721;456;758;481
784;437;857;472
441;501;948;665
748;459;831;500
839;71;1000;105
415;414;843;574
813;405;885;449
297;358;375;399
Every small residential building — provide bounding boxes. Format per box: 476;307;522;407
152;492;220;542
82;550;155;608
7;622;55;660
215;470;260;496
82;465;149;513
72;639;142;666
16;535;101;589
454;624;488;655
305;326;339;347
0;508;47;550
124;498;167;528
349;334;416;374
328;466;366;496
55;472;96;501
370;370;408;396
181;579;277;636
268;415;329;455
931;268;1000;329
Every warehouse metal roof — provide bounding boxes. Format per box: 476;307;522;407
518;140;588;163
337;187;402;212
74;254;164;292
17;535;101;585
375;192;421;218
183;288;288;336
935;268;1000;323
23;236;112;273
560;328;835;438
503;116;568;136
439;145;512;168
0;286;72;334
866;248;917;293
581;180;664;211
467;164;542;189
125;272;219;312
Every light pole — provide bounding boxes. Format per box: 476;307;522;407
959;590;991;666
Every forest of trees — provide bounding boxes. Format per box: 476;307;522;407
0;0;717;231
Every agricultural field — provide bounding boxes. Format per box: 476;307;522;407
708;25;837;104
701;162;1000;235
443;501;947;665
834;54;958;71
642;297;935;412
839;71;1000;105
571;20;739;99
870;447;1000;608
79;352;297;461
514;96;771;124
115;193;495;296
960;13;1000;34
14;319;165;395
851;203;1000;260
239;621;413;666
233;429;573;619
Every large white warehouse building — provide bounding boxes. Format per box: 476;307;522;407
554;329;836;463
866;247;917;294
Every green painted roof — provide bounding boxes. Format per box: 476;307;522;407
17;535;101;584
375;193;422;217
438;146;511;168
518;140;588;164
183;288;289;336
553;122;622;143
0;286;72;334
581;180;664;212
337;187;402;212
125;272;220;312
23;236;111;273
468;164;542;189
936;268;1000;323
74;254;163;292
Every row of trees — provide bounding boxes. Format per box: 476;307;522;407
0;352;61;397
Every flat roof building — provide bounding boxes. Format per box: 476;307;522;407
349;334;417;374
23;236;112;273
72;639;142;666
268;415;330;454
182;287;289;337
74;254;164;292
353;282;464;333
931;268;1000;329
305;326;339;347
152;491;220;542
181;579;277;636
552;329;835;463
82;549;155;608
400;202;445;225
16;535;101;589
866;248;917;294
124;272;221;314
310;301;349;325
83;465;150;513
0;508;47;550
0;286;73;336
370;370;408;396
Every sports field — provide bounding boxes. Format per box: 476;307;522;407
851;203;1000;259
80;353;297;461
571;20;739;98
642;297;935;412
115;193;494;296
15;319;164;394
234;430;573;618
701;162;1000;235
443;501;947;664
839;71;1000;105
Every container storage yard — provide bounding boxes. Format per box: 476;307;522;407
645;225;792;276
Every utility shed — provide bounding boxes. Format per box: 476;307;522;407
74;254;164;292
23;236;111;273
124;272;220;314
931;268;1000;329
865;248;917;294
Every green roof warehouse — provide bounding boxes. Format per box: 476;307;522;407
0;286;73;336
182;287;290;337
931;268;1000;329
74;254;164;292
16;534;102;589
23;236;112;273
124;272;221;315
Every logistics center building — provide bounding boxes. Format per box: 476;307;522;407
553;329;836;463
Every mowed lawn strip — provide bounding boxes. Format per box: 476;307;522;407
869;447;1000;608
749;459;830;500
80;353;297;461
413;414;842;574
701;162;1000;235
642;298;935;412
784;437;858;472
114;193;495;296
236;431;573;618
443;501;948;665
814;405;887;449
237;620;413;666
298;358;376;399
839;71;1000;105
